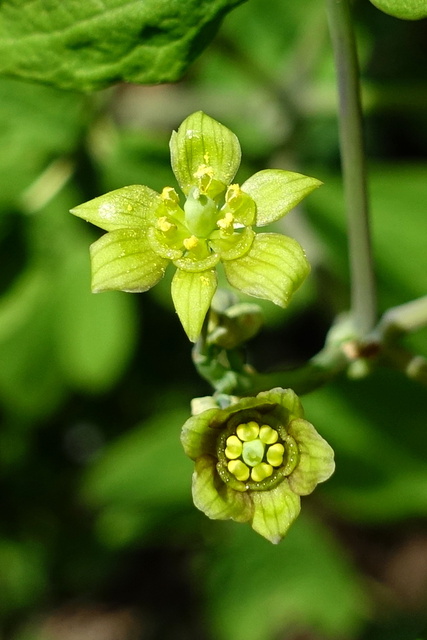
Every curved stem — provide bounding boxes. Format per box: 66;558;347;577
326;0;377;336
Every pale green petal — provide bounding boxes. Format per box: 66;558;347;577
287;419;335;496
241;170;322;226
90;229;168;293
192;455;253;523
256;387;304;421
71;185;161;231
181;408;221;460
223;233;310;307
170;111;241;195
171;268;217;342
251;479;301;544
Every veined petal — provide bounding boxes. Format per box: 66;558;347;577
71;185;161;231
181;408;221;460
256;387;305;421
223;233;310;307
287;419;335;496
250;479;301;544
241;170;322;226
192;455;253;523
170;111;241;195
90;229;168;293
171;268;217;342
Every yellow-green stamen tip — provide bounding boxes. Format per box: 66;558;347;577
161;186;179;203
242;439;265;467
217;211;234;230
251;462;273;482
236;421;259;441
183;235;199;250
266;443;285;467
157;216;175;233
225;435;243;459
228;459;250;482
259;425;278;444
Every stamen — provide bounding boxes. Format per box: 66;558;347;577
183;235;200;250
157;216;175;232
259;425;278;444
161;186;179;203
251;463;273;482
236;422;259;441
217;211;234;231
225;435;243;459
266;443;285;467
228;460;250;482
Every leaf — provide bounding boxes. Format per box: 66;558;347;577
171;267;217;341
223;233;311;307
207;514;367;640
369;0;427;19
0;0;246;91
170;111;241;195
90;228;169;293
241;169;322;226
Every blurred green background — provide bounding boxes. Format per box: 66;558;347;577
1;1;427;638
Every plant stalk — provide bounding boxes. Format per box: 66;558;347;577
326;0;377;336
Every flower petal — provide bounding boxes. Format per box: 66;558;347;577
70;185;161;231
241;169;322;226
192;455;253;523
256;387;305;421
90;229;168;293
287;419;335;495
250;479;301;544
170;111;241;195
171;268;217;342
223;233;310;307
181;409;221;460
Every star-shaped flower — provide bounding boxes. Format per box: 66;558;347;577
181;388;335;543
71;112;321;341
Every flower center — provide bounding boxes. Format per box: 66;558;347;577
224;421;285;483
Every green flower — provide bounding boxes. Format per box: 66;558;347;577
71;111;321;341
181;387;335;543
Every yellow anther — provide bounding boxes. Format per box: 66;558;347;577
217;211;234;230
251;462;273;482
225;435;243;459
226;184;242;202
228;460;250;482
183;235;200;250
266;443;285;467
161;186;179;203
236;421;259;441
193;164;214;179
203;152;210;163
259;425;278;444
157;216;175;232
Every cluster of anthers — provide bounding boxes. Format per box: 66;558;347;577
213;408;303;494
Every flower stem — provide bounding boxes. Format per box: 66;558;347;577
326;0;377;336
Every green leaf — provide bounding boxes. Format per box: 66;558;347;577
171;267;217;341
90;228;168;293
192;455;253;523
70;185;161;232
287;419;335;496
369;0;427;19
241;169;322;226
170;111;241;195
0;0;246;91
54;249;137;392
223;233;310;307
250;479;301;544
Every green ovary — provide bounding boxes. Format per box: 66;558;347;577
224;422;289;485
